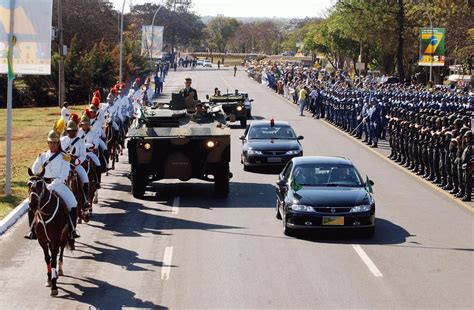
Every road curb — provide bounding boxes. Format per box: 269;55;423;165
0;198;29;235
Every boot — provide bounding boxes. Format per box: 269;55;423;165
450;187;460;195
371;143;378;148
443;183;453;191
96;170;101;189
24;210;37;240
83;184;90;209
455;191;465;198
461;195;471;202
69;209;80;239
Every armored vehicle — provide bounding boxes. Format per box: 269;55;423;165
207;94;250;128
127;93;231;198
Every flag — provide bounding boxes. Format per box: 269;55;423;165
290;178;302;192
365;175;373;194
7;35;17;81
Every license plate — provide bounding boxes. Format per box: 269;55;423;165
267;157;282;163
322;216;344;226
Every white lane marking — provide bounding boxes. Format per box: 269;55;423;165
172;196;180;215
219;73;232;89
161;246;174;280
352;244;383;278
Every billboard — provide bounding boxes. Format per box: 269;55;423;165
0;0;53;75
141;25;164;59
418;27;445;67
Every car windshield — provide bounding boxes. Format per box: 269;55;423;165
248;125;296;140
291;163;363;187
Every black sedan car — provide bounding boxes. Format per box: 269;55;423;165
275;156;375;237
240;120;303;170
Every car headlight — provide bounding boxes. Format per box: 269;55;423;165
206;141;215;148
350;205;372;213
247;149;263;155
286;149;301;155
290;204;315;212
236;106;243;111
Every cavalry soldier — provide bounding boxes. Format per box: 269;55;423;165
60;102;71;123
25;130;79;240
78;115;102;188
180;77;198;100
60;120;90;209
87;105;109;170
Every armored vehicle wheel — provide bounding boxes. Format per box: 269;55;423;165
131;165;146;198
240;118;247;128
215;163;230;197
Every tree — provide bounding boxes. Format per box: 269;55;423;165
127;2;205;52
204;16;241;53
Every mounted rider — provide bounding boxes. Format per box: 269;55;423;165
25;130;79;240
60;119;90;210
77;114;102;188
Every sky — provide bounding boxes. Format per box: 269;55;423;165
110;0;334;18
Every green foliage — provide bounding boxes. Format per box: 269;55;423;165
204;16;241;52
281;0;472;78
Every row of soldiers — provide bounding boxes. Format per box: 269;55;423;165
319;86;472;202
25;79;150;242
388;109;472;201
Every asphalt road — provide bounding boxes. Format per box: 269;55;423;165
0;66;472;309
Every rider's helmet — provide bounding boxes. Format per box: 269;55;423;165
66;120;78;131
47;130;60;143
80;114;91;125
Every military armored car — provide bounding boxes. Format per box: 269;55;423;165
127;93;231;198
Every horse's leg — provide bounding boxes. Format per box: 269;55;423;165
50;244;59;296
42;243;52;287
58;242;65;276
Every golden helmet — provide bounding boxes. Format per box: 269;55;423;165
47;130;60;143
80;115;91;125
66;120;78;131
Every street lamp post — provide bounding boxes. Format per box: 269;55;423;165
119;0;126;84
149;4;164;78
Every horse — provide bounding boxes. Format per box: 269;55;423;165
105;120;119;173
67;164;90;224
82;158;99;210
27;168;72;296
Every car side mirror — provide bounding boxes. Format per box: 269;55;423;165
277;179;287;186
239;135;245;140
250;99;254;102
369;180;374;186
297;135;304;140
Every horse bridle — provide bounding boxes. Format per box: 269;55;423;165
28;178;60;242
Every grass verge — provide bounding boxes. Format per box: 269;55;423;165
0;105;84;220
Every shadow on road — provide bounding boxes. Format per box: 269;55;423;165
69;240;176;271
145;181;276;209
59;276;167;309
295;218;412;245
89;198;243;237
243;166;283;175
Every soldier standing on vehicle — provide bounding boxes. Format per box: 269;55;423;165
180;78;198;100
234;65;237;77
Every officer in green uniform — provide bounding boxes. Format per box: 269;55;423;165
180;78;198;100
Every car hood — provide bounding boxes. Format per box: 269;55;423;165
290;186;371;206
247;139;300;151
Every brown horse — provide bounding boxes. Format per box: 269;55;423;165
67;166;90;224
82;159;98;213
27;168;72;296
105;121;118;173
